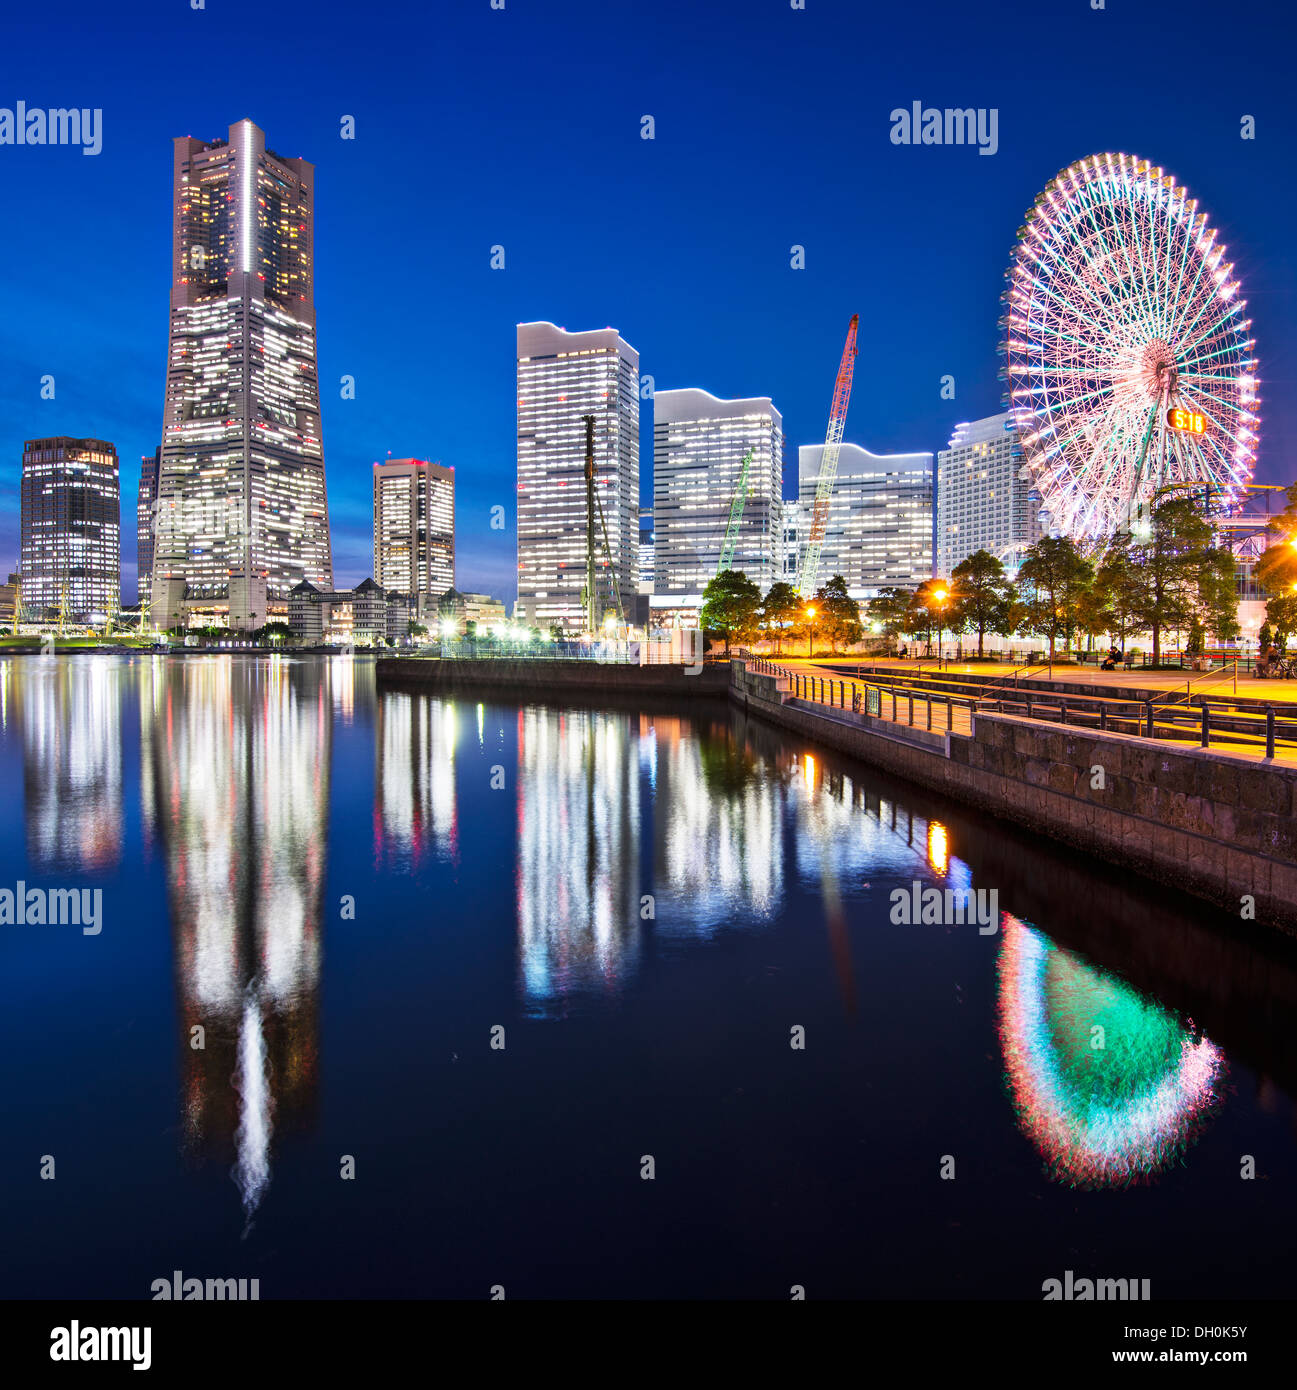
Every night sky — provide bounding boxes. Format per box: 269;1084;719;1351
0;0;1291;601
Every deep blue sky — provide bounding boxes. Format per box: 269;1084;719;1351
1;0;1292;601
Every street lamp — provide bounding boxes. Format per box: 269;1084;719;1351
805;605;817;659
932;586;948;660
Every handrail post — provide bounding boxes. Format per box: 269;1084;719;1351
1100;704;1107;732
1061;701;1068;726
1267;706;1276;759
1200;704;1209;748
947;696;952;731
1146;699;1154;738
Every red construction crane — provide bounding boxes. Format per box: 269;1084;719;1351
797;314;859;597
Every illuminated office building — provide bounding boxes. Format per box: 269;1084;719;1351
19;436;120;621
152;118;333;630
796;441;933;597
137;446;160;605
936;413;1044;578
372;458;454;597
653;389;783;602
516;322;639;631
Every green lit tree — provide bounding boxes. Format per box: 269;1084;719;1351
1016;535;1093;660
761;581;801;654
949;550;1014;658
701;569;762;656
813;574;863;654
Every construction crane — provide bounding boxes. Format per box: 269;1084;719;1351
580;414;626;634
716;449;754;577
796;314;859;597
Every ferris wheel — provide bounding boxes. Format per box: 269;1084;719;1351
1002;153;1259;540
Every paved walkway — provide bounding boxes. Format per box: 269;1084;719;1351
777;655;1297;704
756;657;1297;762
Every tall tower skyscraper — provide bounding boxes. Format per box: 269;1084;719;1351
796;441;933;597
936;413;1045;578
652;389;783;601
516;322;639;631
372;458;455;598
137;446;160;606
20;437;120;622
152;119;332;631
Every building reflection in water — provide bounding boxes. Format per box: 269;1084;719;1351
141;656;325;1229
651;716;783;930
997;914;1224;1188
18;656;123;871
516;707;642;1011
374;693;458;868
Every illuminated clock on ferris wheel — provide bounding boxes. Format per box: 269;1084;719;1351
1001;153;1259;539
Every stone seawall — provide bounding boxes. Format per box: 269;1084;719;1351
731;661;1297;932
377;657;731;699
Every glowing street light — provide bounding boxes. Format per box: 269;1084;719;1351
805;604;817;659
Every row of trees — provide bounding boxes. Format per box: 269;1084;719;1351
870;492;1240;664
701;489;1255;665
699;572;863;655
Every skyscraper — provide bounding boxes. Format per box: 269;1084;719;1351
152;119;332;631
372;458;455;599
797;442;933;597
516;322;639;631
137;446;160;605
936;414;1045;578
652;389;783;602
20;437;120;621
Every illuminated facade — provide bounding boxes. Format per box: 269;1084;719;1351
152;119;333;630
372;458;454;598
516;322;639;631
936;413;1044;578
797;441;933;597
653;389;783;600
137;446;160;605
20;436;120;621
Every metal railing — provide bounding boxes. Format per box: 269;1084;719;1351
744;659;1297;759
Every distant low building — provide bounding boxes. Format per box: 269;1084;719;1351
437;588;507;634
288;577;401;645
0;572;21;628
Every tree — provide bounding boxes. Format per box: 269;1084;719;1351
1256;482;1297;598
1128;492;1237;665
761;581;801;654
949;550;1014;657
813;575;863;654
1093;542;1143;652
1016;536;1093;660
1266;594;1297;649
700;569;762;656
908;579;949;651
866;587;916;647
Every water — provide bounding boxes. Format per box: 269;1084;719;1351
0;653;1294;1299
